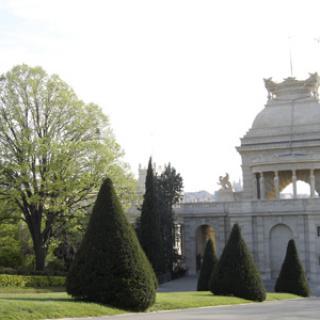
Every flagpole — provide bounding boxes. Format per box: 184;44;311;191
288;36;293;77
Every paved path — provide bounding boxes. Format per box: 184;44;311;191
157;275;197;292
61;297;320;320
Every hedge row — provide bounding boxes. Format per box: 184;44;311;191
0;266;66;276
0;274;65;288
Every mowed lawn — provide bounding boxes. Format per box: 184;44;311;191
0;288;300;320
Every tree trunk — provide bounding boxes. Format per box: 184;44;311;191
26;209;47;271
34;242;46;271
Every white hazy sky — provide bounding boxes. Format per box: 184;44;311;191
2;0;320;192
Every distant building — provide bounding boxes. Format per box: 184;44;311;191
182;191;215;203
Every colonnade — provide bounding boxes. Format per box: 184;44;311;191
256;169;317;200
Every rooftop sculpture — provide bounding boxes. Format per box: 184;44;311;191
264;72;320;101
218;173;233;191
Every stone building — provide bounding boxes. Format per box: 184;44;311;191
175;73;320;293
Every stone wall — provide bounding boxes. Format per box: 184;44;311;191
176;198;320;293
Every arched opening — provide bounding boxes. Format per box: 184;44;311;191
195;224;215;272
280;180;319;199
260;170;320;199
269;224;293;279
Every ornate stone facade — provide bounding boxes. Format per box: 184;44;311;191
175;73;320;293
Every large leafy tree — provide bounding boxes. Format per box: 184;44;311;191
0;64;135;271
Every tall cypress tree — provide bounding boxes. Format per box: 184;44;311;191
210;223;266;301
197;238;218;291
157;164;183;275
140;158;164;276
275;239;310;297
66;178;156;311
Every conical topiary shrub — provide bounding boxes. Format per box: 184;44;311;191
275;239;310;297
210;223;266;301
66;178;157;311
197;238;218;291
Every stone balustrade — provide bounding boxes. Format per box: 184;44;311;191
175;198;320;216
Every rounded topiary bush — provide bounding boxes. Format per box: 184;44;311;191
66;178;157;311
275;239;310;297
210;223;266;301
197;238;218;291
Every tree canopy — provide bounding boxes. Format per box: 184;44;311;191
0;64;135;270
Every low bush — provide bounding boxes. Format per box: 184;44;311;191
0;266;66;277
0;274;65;288
0;274;26;287
25;275;65;288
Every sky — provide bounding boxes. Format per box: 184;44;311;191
2;0;320;192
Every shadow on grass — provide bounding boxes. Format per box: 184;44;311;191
0;287;66;294
1;296;123;310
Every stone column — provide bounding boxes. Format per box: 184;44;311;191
183;223;196;275
259;172;265;200
310;169;315;198
292;170;297;199
255;174;259;199
274;171;280;199
180;224;184;257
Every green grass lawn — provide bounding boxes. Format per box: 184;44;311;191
0;289;300;320
150;291;299;311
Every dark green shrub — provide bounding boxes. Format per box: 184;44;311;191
25;275;65;288
46;259;66;273
0;267;17;275
275;239;310;297
66;178;156;311
210;223;266;301
197;238;218;291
